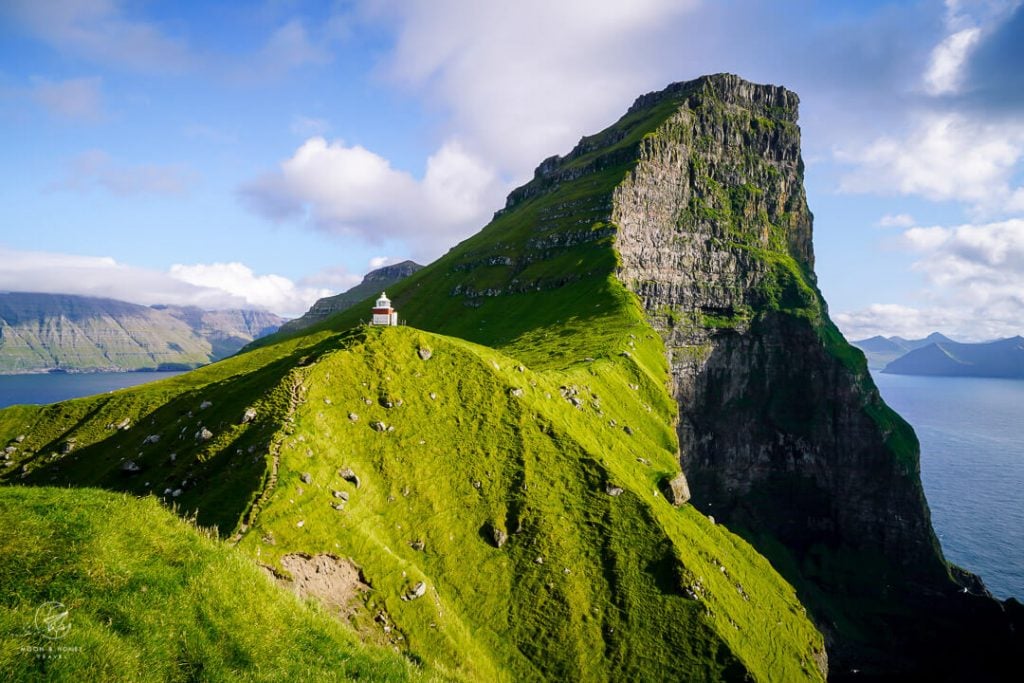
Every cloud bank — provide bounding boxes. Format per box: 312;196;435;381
0;247;335;318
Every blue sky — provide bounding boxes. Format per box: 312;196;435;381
1;1;1022;340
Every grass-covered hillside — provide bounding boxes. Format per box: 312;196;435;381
0;76;829;680
0;322;825;681
0;487;417;682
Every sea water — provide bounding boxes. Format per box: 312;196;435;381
0;371;184;409
873;372;1024;601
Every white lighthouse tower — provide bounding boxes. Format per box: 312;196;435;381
371;292;398;326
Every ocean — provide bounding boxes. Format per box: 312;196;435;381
873;372;1024;601
0;371;185;409
0;369;1019;601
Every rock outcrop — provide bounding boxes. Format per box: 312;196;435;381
603;73;1020;679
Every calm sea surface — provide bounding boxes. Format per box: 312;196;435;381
873;372;1024;601
0;371;184;409
0;370;1019;600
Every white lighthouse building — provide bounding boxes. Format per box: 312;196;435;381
371;292;398;326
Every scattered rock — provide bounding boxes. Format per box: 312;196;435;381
429;392;437;400
331;503;345;511
200;400;213;410
472;480;482;490
338;468;361;488
628;384;639;391
300;472;312;484
3;446;16;454
708;516;715;525
242;407;257;424
116;418;131;430
348;412;359;421
370;421;388;432
195;427;214;442
410;539;425;551
120;460;141;473
402;581;427;601
324;398;332;405
516;365;525;372
663;472;692;506
142;434;160;445
332;490;349;502
363;397;373;405
569;397;583;408
61;439;76;454
417;347;432;361
169;453;177;462
509;387;524;397
15;435;25;443
606;483;624;496
492;526;508;548
623;426;634;436
534;556;544;565
171;489;182;498
296;520;305;528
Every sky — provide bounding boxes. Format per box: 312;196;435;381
1;0;1022;340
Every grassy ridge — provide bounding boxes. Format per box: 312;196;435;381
0;487;418;682
234;326;824;681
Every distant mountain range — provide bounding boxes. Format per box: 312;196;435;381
279;260;422;333
0;292;284;373
852;332;1024;378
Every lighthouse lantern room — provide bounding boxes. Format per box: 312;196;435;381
371;292;398;326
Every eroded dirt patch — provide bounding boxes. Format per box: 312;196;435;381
266;552;369;619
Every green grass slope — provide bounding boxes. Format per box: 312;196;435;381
0;487;417;682
0;76;828;680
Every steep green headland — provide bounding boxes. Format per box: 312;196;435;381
2;74;1020;680
0;292;283;373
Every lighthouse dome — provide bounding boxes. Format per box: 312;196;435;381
375;292;391;308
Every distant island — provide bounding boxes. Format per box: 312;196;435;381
0;292;284;373
852;332;1024;378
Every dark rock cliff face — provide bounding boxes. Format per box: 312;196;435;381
602;74;1022;679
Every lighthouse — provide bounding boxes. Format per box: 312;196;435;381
371;292;398;326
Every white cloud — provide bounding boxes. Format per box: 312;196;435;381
375;0;698;175
836;219;1024;340
4;0;193;72
240;137;502;260
877;213;917;228
369;256;390;269
168;262;331;316
837;113;1024;213
923;27;982;95
53;150;198;197
30;76;103;121
0;247;328;318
